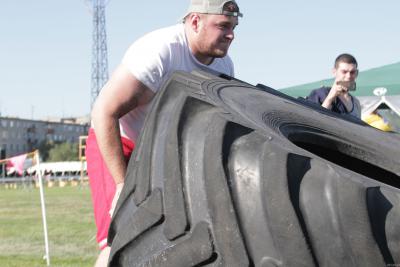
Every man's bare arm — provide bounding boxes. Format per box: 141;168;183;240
91;64;154;185
322;82;347;110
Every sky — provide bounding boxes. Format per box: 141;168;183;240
1;0;399;120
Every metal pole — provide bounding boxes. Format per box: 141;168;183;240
36;150;50;266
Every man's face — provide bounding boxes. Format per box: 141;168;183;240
196;14;238;58
333;62;358;82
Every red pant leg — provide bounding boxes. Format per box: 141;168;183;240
86;128;134;249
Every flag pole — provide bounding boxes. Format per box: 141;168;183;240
35;150;50;266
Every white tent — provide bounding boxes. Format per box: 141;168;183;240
359;95;400;117
26;161;86;176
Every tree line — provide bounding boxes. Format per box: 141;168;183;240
38;140;79;162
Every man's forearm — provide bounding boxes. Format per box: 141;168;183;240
322;97;334;110
93;116;126;185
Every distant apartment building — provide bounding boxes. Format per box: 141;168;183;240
0;116;90;158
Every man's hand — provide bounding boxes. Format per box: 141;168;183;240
322;81;349;109
109;182;124;217
330;81;349;97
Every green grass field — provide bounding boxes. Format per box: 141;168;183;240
0;184;98;267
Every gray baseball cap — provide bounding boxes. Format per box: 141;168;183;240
185;0;243;18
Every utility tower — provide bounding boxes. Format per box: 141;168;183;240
90;0;109;107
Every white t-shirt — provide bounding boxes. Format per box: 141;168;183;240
119;23;235;142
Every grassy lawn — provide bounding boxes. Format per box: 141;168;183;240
0;184;98;267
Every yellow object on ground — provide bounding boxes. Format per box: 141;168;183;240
363;113;393;132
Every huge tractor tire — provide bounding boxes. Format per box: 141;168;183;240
108;71;400;266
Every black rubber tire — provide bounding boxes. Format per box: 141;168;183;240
108;71;400;267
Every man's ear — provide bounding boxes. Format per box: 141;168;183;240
188;13;201;33
332;67;337;77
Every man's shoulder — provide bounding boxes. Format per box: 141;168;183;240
350;93;360;103
309;86;330;96
125;24;186;58
141;24;184;43
312;86;330;92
